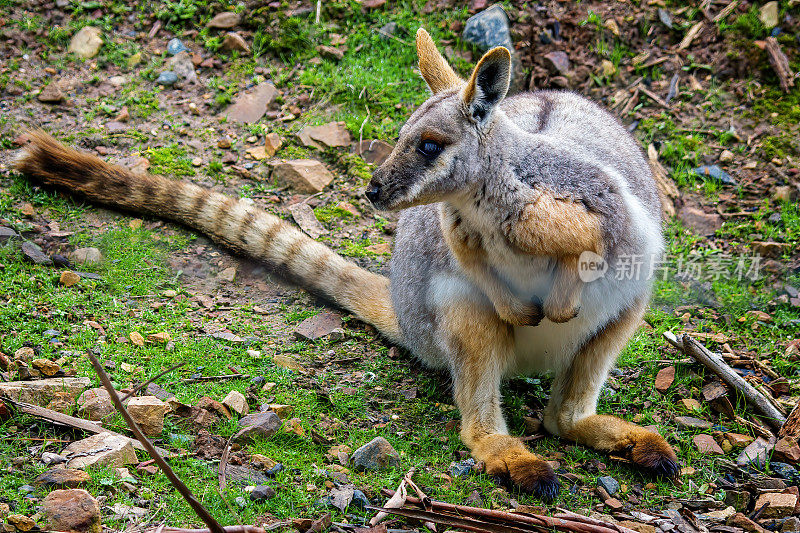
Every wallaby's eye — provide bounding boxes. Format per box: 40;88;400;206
417;140;443;159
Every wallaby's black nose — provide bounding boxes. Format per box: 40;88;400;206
365;183;381;203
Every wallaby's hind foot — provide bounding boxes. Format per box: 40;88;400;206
475;435;560;501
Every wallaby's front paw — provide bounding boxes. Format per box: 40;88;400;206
543;299;580;323
495;297;543;327
628;432;680;477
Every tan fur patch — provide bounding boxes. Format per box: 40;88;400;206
507;191;604;257
416;28;463;94
543;255;583;323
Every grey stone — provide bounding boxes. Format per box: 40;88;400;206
62;432;137;469
658;8;673;29
0;377;90;406
233;411;282;443
167;38;189;55
691;165;737;186
69;247;102;264
675;416;713;430
449;458;475;478
156;71;178;86
772;462;800;483
22;241;52;265
598;475;620;496
543;51;570;75
35;467;92;488
736;436;775;468
351;436;400;471
0;226;19;244
463;4;512;50
207;11;241;29
41;452;67;466
166;52;197;83
250;484;276;501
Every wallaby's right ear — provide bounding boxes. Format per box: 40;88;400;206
416;28;463;94
462;47;511;123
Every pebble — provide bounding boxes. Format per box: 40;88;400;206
167;38;189;55
249;484;276;501
449;458;475;478
156;71;178;86
598;475;620;496
691;165;737;186
351;436;400;471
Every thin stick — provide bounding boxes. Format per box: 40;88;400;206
86;349;226;533
183;374;251;383
148;527;274;533
219;436;233;492
120;361;188;402
664;333;786;427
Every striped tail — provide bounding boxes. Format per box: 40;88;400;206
14;130;401;343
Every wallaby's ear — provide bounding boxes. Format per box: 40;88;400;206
462;47;511;122
416;28;463;94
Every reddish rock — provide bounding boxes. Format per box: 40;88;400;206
654;366;674;393
43;489;101;533
294;312;343;341
221;82;277;123
693;434;724;455
775;436;800;463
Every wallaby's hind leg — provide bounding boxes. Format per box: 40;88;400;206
543;298;679;476
442;300;559;501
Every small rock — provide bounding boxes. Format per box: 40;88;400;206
22;241;52;265
166;51;197;83
760;1;779;29
599;60;616;78
728;512;769;533
658;8;673;28
156;71;178;86
69;248;102;264
127;396;167;436
774;185;798;203
298;122;351;149
318;45;344;61
775;436;800;463
618;521;656;533
43;489;101;533
737;436;775;468
218;266;237;282
78;386;118;420
264;132;283;156
782;517;800;532
693;434;724;455
449;458;475;478
167;38;189;55
354;139;393;166
221;82;278;123
294;312;342;340
6;515;35;532
129;332;145;346
233;411;282;443
284;417;305;436
705;506;736;520
351;436;400;471
678;205;723;236
222;32;250;53
725;490;751;512
32;358;60;376
290;203;327;239
604;497;623;510
250;484;276;501
60;270;81;287
63;432;137;469
222;390;249;415
543;51;570;75
771;462;800;483
692;165;737;186
250;454;277;470
0;226;20;244
147;332;171;343
271;159;335;194
754;492;797;518
598;475;620;496
675;416;712;430
35;467;92;488
752;241;789;259
0;377;90;406
366;243;391;254
679;398;702;412
38;83;64;103
719;149;735;163
654;366;675;393
267;404;293;418
207;11;241;29
68;27;103;59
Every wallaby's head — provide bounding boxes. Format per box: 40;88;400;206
366;28;512;211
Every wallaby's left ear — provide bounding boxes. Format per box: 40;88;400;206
462;47;511;122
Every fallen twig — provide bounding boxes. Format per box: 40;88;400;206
765;37;795;94
219;436;233;492
378;492;637;533
149;527;276;533
370;469;410;526
86;349;226;533
183;374;251;383
663;332;786;428
3;397;172;456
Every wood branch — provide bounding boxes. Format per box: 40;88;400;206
367;505;544;533
713;0;738;22
86;349;226;533
648;144;678;218
4;397;172;456
147;526;279;533
219;436;233;492
182;374;251;383
379;491;638;533
663;333;786;428
780;400;800;439
765;37;795;94
639;87;670;109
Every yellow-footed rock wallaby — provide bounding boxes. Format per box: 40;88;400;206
15;29;677;500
